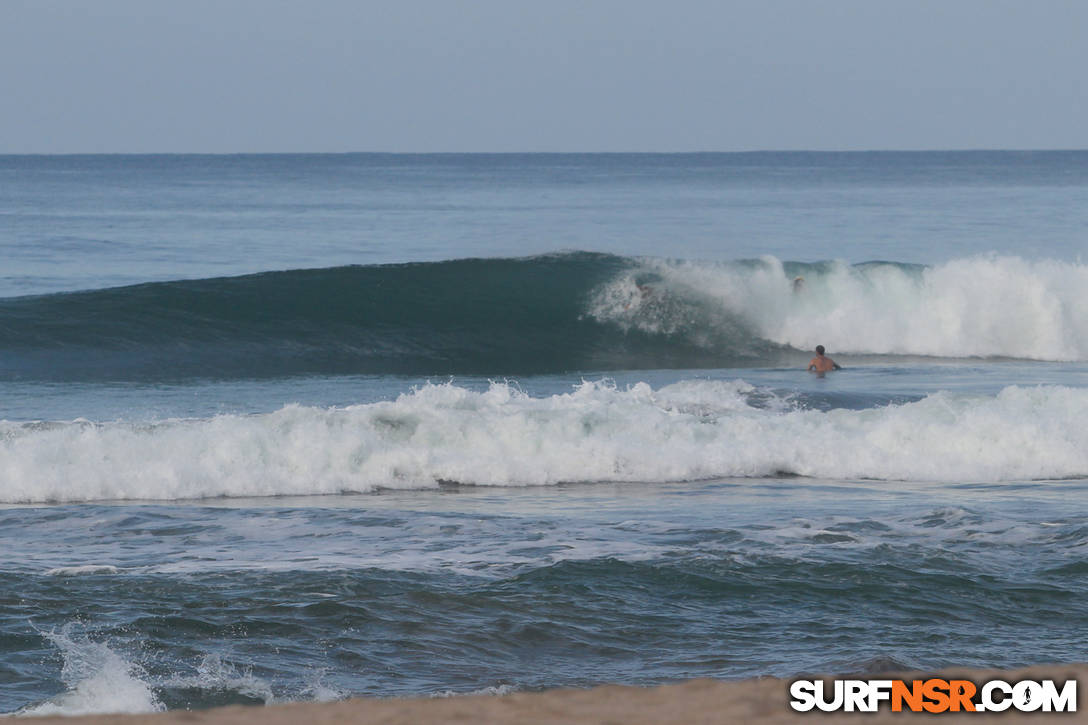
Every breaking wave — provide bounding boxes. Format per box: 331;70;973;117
2;252;1087;382
2;379;1086;503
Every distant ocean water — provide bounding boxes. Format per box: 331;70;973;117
2;152;1087;715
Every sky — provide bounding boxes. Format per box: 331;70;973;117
2;0;1086;153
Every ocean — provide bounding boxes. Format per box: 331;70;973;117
1;152;1087;715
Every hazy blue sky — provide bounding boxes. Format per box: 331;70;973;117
3;0;1086;153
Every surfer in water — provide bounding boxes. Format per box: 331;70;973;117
807;345;841;374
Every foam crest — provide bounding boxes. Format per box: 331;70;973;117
2;380;1086;503
17;626;162;717
44;565;120;576
591;255;1088;360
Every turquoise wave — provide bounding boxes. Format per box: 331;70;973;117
7;250;1078;382
0;252;789;381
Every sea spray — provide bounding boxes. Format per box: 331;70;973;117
17;625;163;717
159;654;275;707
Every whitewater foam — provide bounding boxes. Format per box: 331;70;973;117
430;684;519;698
590;255;1088;361
44;565;120;576
2;379;1086;503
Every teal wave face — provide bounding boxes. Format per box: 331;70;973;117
0;253;785;382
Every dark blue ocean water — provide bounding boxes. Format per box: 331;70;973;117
1;152;1087;715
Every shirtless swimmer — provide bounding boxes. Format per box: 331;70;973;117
807;345;841;373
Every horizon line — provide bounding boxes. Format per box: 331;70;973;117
3;148;1088;157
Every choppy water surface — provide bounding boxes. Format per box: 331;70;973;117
5;477;1088;714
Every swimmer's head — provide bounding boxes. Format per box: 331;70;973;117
815;345;825;355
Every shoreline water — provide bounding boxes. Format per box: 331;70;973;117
22;664;1087;723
